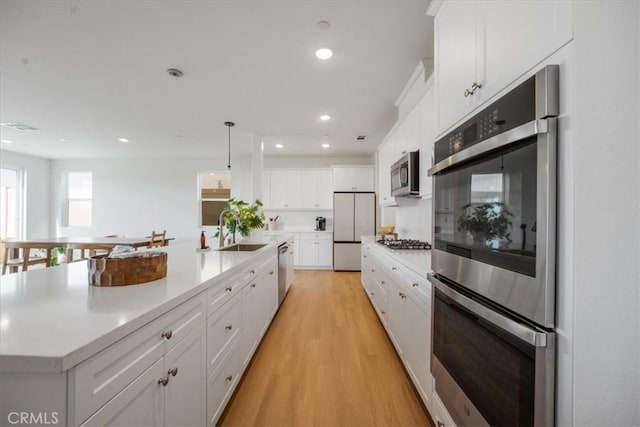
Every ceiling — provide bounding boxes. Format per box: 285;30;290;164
0;0;433;160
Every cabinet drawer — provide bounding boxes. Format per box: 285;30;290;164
206;292;242;376
207;272;242;316
72;293;206;424
389;262;431;306
300;232;332;240
206;339;242;426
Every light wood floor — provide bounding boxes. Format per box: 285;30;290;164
219;270;434;427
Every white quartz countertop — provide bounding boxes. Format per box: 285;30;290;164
0;235;292;373
262;228;333;233
361;236;431;277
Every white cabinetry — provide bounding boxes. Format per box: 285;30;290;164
431;0;572;135
299;169;333;209
377;141;395;206
298;232;332;269
418;89;435;198
332;166;375;192
360;241;433;414
231;170;253;202
263;168;332;210
268;169;302;209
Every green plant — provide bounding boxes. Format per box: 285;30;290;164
457;202;513;243
50;247;66;266
218;198;266;240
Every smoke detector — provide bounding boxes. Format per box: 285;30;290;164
167;68;183;78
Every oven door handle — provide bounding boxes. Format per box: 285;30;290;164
428;273;548;347
428;119;550;176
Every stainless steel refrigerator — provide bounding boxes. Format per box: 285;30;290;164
333;192;376;271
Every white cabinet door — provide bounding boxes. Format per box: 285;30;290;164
315;169;333;209
405;107;420;153
164;324;206;427
317;239;333;267
419;89;435;198
391;120;408;160
231;170;252;203
479;0;572;107
377;142;395;206
352;167;375;191
293;235;301;267
241;277;260;367
261;170;271;209
434;0;480;134
80;359;165;427
386;281;405;356
299;238;316;266
268;170;301;209
402;295;431;411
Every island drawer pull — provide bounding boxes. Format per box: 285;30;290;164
161;330;173;340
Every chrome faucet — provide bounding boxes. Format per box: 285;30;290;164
218;208;240;247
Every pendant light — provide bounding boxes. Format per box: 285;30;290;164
224;121;235;169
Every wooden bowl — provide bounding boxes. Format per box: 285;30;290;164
88;253;167;286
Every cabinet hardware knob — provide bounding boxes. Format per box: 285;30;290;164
161;330;173;340
381;281;386;285
158;377;169;386
225;325;233;330
251;283;256;288
412;283;419;287
392;266;397;271
437;422;445;427
363;255;367;258
399;292;407;299
371;269;375;272
225;375;233;383
382;311;386;314
464;88;472;97
168;367;178;377
401;150;407;155
250;270;255;274
225;287;232;292
370;292;374;296
471;81;482;91
269;270;274;275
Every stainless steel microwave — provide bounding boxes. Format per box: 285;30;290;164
390;150;419;197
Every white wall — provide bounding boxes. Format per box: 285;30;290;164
0;150;50;238
571;2;640;424
390;198;432;242
50;156;231;240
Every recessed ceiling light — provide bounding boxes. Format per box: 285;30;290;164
315;48;333;60
60;138;69;143
1;139;13;144
117;137;129;143
0;122;39;131
275;143;284;149
320;114;331;121
317;21;330;30
322;143;330;149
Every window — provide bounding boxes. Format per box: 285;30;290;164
65;172;92;227
199;172;230;226
0;166;24;240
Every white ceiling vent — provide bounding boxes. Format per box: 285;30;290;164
356;135;366;141
1;122;40;131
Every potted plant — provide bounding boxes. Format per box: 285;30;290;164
457;202;513;246
217;198;266;243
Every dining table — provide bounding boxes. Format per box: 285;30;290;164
1;236;174;273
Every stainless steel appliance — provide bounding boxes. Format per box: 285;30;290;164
277;242;291;306
376;239;431;250
315;216;326;231
427;65;559;426
390;150;420;197
333;192;375;271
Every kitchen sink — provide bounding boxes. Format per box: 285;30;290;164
216;243;267;252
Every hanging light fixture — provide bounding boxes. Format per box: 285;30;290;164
224;121;235;169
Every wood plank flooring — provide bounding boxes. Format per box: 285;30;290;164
219;270;434;427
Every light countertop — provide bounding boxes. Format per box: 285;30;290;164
262;228;333;233
361;236;431;277
0;235;291;373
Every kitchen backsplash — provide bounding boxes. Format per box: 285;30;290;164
263;209;333;231
392;198;432;242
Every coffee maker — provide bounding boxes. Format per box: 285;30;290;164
315;216;326;231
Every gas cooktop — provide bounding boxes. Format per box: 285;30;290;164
376;239;431;250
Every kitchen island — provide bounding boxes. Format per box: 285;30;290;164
0;235;292;426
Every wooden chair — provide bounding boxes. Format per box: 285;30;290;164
66;243;113;263
2;242;51;274
148;230;166;248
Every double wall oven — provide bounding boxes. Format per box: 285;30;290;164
428;65;559;427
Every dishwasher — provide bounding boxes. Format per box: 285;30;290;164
277;242;290;306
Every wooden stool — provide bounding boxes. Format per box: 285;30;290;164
2;242;51;274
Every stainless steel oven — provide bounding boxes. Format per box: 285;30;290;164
428;65;558;328
428;65;559;427
429;274;555;427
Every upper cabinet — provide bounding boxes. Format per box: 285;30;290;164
332;166;375;192
377;141;395;205
262;168;332;210
418;89;435;199
431;0;573;135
